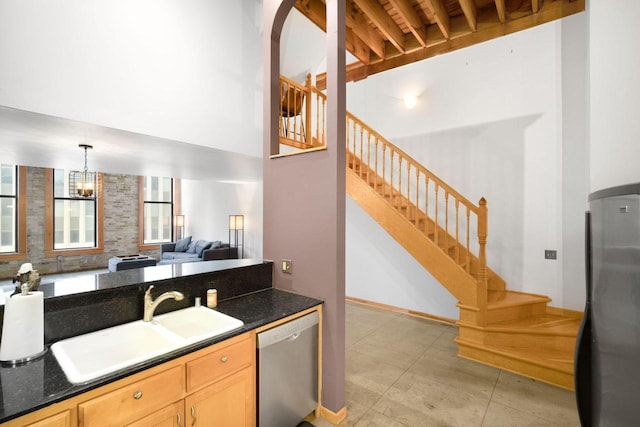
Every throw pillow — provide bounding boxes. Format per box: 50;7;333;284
174;236;192;252
186;241;197;254
209;240;222;249
194;240;213;258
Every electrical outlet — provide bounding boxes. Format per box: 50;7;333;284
282;259;292;274
545;250;557;260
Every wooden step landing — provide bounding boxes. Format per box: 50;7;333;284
486;290;551;324
456;335;575;390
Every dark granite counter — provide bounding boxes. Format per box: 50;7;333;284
0;288;322;423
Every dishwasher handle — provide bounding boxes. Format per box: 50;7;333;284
257;311;319;349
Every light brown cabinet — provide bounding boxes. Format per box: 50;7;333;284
185;367;254;427
25;411;71;427
125;401;184;427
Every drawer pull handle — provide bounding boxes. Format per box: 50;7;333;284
221;355;228;363
177;412;182;427
133;390;143;400
191;405;197;426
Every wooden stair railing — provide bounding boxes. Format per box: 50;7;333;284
279;74;326;151
346;112;490;317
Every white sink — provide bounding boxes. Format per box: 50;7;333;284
51;307;244;384
153;306;244;342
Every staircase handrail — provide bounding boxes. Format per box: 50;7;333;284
345;111;488;294
347;112;481;215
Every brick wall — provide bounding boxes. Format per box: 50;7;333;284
0;167;160;279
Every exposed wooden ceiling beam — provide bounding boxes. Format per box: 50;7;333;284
421;0;451;39
388;0;428;47
346;0;386;59
295;0;373;64
325;0;584;85
458;0;478;32
353;0;406;53
494;0;506;23
532;0;540;13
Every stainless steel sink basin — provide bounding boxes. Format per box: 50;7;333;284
51;306;244;384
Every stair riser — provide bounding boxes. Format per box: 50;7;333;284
457;326;577;353
456;340;574;390
487;302;548;324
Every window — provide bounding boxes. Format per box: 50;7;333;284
0;165;18;254
141;176;174;245
45;169;103;256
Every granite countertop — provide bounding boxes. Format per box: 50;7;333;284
0;288;322;424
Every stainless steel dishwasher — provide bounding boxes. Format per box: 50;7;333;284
257;311;319;427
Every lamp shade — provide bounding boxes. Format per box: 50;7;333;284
175;215;185;227
229;215;244;230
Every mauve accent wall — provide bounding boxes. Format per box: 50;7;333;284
263;0;346;416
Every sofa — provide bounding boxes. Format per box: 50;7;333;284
159;236;238;265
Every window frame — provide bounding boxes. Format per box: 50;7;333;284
0;166;27;261
138;176;181;251
45;169;104;257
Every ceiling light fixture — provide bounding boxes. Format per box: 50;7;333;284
69;144;98;199
403;93;419;109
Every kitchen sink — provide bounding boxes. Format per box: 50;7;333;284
154;306;244;342
51;306;244;384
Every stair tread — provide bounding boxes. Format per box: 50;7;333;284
487;313;581;335
487;290;551;309
456;337;574;373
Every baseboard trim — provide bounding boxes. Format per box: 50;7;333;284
317;405;347;424
346;296;457;325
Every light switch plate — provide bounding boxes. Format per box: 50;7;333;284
544;250;557;260
282;259;292;274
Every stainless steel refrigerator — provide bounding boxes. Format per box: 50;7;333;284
575;182;640;426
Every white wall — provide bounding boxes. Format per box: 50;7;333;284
181;180;263;260
346;197;459;319
0;0;264;158
589;1;640;192
346;16;589;312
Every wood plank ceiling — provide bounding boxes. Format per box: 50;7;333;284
295;0;585;89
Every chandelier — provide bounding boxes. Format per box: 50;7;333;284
69;144;98;199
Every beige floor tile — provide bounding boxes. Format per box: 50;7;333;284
373;372;489;426
490;371;580;426
481;401;570;427
349;338;424;370
407;346;500;399
353;408;410;427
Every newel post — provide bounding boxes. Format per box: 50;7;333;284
477;197;488;326
305;73;313;145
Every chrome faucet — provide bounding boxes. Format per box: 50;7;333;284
143;285;184;322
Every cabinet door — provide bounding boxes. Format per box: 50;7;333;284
26;411;71;427
185;367;255;427
126;401;185;427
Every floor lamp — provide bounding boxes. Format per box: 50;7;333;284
229;215;244;259
175;215;185;240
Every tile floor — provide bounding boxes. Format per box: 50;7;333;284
312;301;581;427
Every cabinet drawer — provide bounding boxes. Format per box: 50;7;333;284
79;365;184;427
187;336;253;392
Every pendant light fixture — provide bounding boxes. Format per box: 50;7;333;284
69;144;98;199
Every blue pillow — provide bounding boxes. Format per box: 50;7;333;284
186;241;197;254
194;240;213;257
174;236;192;252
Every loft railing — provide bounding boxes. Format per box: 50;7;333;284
345;112;489;293
279;74;326;151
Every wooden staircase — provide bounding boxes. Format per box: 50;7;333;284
279;77;581;390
